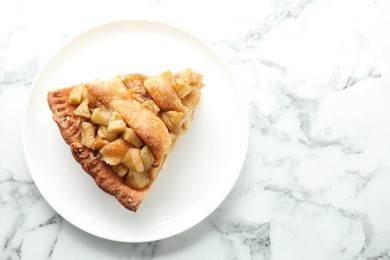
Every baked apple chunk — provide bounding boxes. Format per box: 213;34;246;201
47;69;204;211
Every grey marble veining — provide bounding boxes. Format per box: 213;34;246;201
1;0;390;259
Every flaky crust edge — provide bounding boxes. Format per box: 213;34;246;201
47;87;146;212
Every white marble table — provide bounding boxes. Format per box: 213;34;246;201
2;0;390;259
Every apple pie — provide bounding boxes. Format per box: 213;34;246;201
47;69;204;211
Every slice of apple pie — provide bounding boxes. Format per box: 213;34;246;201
47;69;204;211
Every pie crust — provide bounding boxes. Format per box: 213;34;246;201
47;69;204;211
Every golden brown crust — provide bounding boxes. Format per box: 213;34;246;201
85;77;130;106
144;75;185;112
47;69;204;212
47;87;82;145
112;99;171;160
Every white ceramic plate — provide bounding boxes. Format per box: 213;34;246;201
23;20;248;242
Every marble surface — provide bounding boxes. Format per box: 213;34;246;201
1;0;390;259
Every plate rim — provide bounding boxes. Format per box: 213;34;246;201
22;18;249;243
